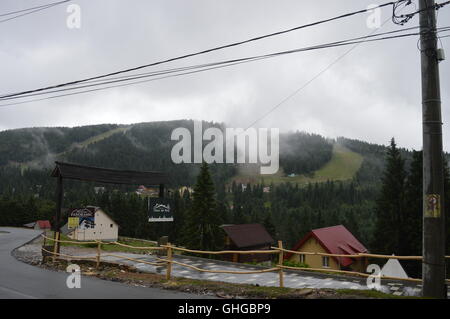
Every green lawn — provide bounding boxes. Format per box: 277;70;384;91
230;143;363;186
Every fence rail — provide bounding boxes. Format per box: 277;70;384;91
40;234;450;287
273;246;427;260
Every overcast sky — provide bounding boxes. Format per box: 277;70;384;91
0;0;449;151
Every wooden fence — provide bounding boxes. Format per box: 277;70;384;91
40;234;450;287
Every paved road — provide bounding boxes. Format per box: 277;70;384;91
0;227;212;299
99;252;450;297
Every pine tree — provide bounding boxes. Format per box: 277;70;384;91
372;138;407;254
263;212;276;238
401;151;423;276
183;162;223;251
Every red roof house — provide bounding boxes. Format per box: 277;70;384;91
286;225;368;272
34;220;51;230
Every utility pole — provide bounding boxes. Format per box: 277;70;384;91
419;0;446;298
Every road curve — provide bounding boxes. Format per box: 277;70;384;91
0;227;211;299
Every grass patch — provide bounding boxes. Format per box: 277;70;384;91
335;289;422;299
52;233;156;254
230;144;363;186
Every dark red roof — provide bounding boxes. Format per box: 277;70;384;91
222;224;274;248
36;220;51;229
286;225;368;267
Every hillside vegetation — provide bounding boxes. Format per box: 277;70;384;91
0;121;349;187
231;143;363;186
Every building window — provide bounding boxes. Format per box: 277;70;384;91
300;254;306;264
322;256;329;268
110;224;113;228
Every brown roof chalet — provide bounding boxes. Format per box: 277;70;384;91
222;224;274;248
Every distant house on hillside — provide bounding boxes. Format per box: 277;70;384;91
94;186;105;194
135;185;159;197
67;206;118;241
286;225;368;272
221;224;274;263
178;186;194;195
24;220;51;230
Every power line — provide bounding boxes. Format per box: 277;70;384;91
0;0;70;24
2;27;448;108
0;26;428;102
0;0;70;17
393;0;450;25
0;1;397;99
242;1;421;129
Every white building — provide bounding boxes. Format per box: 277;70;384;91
68;206;118;242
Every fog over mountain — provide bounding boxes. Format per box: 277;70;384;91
0;0;449;151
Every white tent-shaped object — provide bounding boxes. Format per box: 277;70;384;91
381;255;409;279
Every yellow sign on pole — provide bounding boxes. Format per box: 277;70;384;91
425;194;441;218
68;217;79;229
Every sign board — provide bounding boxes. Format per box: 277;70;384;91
148;198;173;222
68;217;79;229
425;194;441;218
68;208;96;229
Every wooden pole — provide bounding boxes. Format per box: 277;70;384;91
54;175;63;255
278;240;284;288
166;243;172;280
96;241;101;269
52;231;60;263
419;0;446;299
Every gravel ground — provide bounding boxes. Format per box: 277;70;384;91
12;235;43;265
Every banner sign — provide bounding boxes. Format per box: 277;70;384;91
68;208;96;229
148;198;173;222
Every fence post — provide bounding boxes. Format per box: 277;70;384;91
52;232;60;263
278;240;284;288
96;241;101;269
166;243;172;280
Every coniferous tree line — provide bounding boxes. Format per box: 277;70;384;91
372;138;450;277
